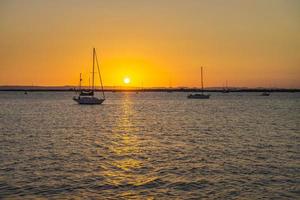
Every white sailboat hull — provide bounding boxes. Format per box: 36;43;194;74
73;96;105;105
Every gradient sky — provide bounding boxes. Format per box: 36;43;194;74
0;0;299;88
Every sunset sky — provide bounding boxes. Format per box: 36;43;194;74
0;0;299;88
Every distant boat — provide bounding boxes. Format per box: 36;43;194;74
24;91;28;95
187;67;210;99
222;81;230;93
261;91;270;96
168;78;173;93
73;48;105;105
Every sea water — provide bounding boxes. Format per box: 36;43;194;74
0;92;299;199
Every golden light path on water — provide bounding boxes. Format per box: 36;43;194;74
102;94;157;199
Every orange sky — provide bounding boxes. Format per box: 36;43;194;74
0;0;299;88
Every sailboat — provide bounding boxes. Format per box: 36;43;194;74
187;66;210;99
167;78;173;93
222;81;230;93
73;48;105;105
261;91;270;96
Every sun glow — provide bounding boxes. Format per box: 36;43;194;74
123;77;131;84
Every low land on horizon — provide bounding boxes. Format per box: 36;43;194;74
0;85;299;93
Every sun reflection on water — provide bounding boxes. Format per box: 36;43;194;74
102;94;157;197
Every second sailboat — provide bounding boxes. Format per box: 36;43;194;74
187;66;210;99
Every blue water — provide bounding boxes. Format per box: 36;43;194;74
0;92;299;199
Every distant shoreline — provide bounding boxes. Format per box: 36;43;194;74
0;88;299;93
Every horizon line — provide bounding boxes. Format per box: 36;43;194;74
0;85;299;90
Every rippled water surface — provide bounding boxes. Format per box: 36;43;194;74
0;92;299;199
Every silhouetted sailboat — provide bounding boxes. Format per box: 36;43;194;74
187;67;210;99
167;77;173;93
261;91;270;96
222;81;230;93
73;48;105;105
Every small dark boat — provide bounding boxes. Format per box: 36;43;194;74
222;89;230;93
187;93;210;99
261;92;270;96
187;67;210;99
222;81;230;93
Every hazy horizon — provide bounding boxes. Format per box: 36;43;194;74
0;84;298;90
1;0;299;88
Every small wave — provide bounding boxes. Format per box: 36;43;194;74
168;179;211;191
90;177;166;191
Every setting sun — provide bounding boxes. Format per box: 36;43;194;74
123;77;131;84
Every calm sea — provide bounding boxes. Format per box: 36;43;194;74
0;92;299;199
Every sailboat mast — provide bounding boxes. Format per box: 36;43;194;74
79;73;82;91
94;49;106;99
92;48;95;91
201;66;204;94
